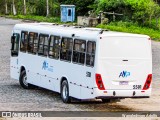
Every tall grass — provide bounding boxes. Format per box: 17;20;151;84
97;21;160;41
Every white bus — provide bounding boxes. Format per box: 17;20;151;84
10;23;152;103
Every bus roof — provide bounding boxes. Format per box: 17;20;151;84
13;23;149;41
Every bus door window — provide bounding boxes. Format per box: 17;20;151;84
28;32;38;54
11;33;20;56
60;37;73;61
73;39;86;65
20;31;28;52
38;34;49;56
49;35;60;59
86;41;96;67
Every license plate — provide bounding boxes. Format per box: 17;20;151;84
119;81;128;85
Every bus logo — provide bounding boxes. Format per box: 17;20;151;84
119;71;130;78
42;61;48;70
42;61;53;72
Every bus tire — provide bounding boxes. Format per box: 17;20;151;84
19;70;31;89
61;80;71;103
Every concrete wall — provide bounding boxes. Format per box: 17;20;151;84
77;16;98;27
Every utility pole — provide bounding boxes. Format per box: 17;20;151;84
5;0;8;15
12;0;17;15
24;0;26;15
46;0;49;17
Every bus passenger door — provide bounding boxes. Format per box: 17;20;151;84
10;33;20;80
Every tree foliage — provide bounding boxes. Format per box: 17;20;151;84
0;0;60;16
59;0;95;16
0;0;159;27
96;0;160;26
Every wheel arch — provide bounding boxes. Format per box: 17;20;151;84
20;66;26;73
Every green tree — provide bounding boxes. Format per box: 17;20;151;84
96;0;160;25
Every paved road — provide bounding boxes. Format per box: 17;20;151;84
0;17;159;112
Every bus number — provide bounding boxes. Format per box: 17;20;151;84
86;72;91;77
133;85;141;89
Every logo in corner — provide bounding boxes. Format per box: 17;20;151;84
2;112;12;118
119;71;130;78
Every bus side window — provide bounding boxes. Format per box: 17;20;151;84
28;32;38;54
49;35;60;59
11;33;20;57
20;31;28;52
86;41;96;67
73;39;86;65
33;33;38;54
60;37;73;62
38;34;49;56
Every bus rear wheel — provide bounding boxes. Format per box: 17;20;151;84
61;80;71;103
19;70;31;89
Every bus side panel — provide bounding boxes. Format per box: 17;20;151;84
80;67;95;99
18;53;40;86
10;57;20;80
21;54;97;100
27;70;40;86
60;64;83;99
80;87;94;99
69;83;81;99
19;53;57;91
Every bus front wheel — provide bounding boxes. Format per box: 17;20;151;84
61;80;71;103
19;70;30;89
